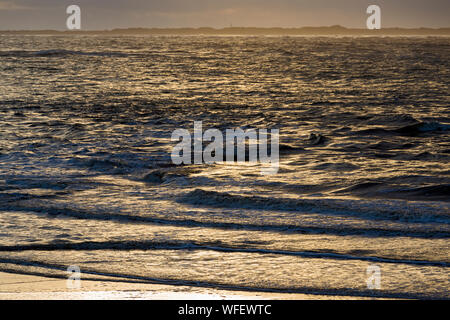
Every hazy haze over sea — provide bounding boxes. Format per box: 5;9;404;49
0;35;449;299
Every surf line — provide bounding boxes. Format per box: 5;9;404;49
171;121;279;175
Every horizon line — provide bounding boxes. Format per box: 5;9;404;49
1;26;450;35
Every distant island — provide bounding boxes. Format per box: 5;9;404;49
1;26;450;36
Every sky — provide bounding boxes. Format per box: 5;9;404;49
0;0;449;30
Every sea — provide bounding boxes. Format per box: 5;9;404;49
0;35;449;299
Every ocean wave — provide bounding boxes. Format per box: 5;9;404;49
68;156;145;174
364;114;419;126
278;143;305;153
178;189;450;222
311;162;360;172
0;240;447;267
335;182;450;202
0;49;128;57
367;141;416;151
389;184;450;199
3;204;447;238
394;121;450;135
0;257;447;299
353;121;450;137
142;166;201;184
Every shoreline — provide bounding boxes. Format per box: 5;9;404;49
0;271;378;300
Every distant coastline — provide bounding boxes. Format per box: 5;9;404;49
1;26;450;36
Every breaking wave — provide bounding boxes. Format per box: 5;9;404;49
0;49;128;57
